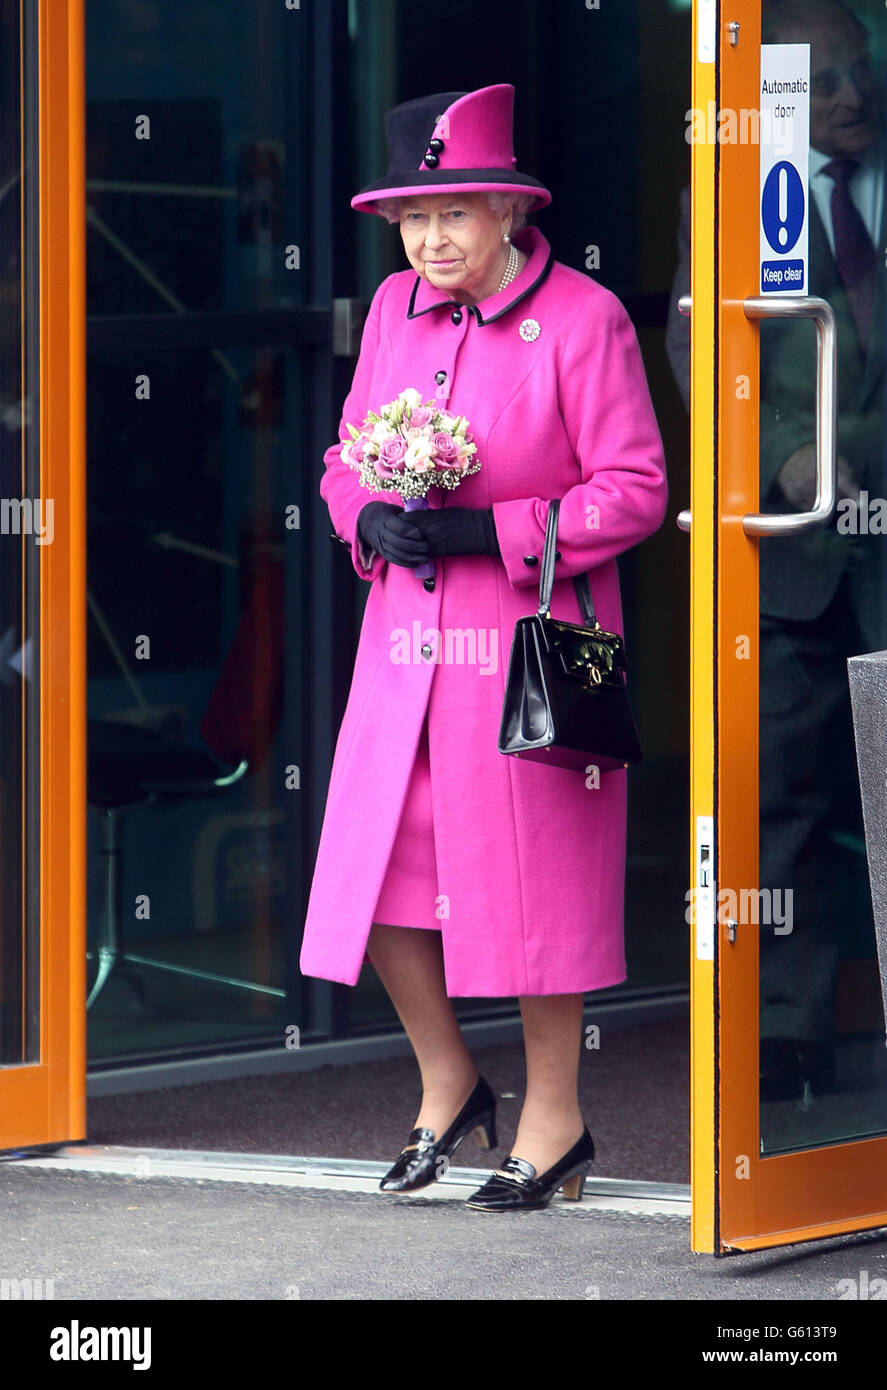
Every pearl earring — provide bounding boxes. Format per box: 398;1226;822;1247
502;233;511;243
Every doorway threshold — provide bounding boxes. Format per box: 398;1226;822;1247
3;1144;691;1217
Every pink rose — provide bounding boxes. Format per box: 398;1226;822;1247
343;423;377;467
432;431;462;468
408;406;433;430
374;434;407;478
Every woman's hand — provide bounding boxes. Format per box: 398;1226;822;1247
776;443;858;510
405;506;501;557
356;501;431;567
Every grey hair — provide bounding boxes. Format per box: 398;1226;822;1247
374;190;535;231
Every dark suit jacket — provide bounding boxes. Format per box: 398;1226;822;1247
665;174;886;642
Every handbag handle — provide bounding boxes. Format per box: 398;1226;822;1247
537;498;598;628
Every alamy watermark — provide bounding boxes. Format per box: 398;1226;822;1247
685;103;798;152
836;492;887;534
685;887;794;934
1;1277;55;1299
390;622;498;675
0;497;53;544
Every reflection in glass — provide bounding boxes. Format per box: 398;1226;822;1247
0;0;39;1065
758;0;887;1152
84;0;308;1059
85;345;300;1060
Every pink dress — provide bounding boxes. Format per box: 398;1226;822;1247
371;710;441;931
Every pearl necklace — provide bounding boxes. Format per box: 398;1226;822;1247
497;242;520;292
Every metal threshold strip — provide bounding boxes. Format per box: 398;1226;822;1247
3;1145;691;1216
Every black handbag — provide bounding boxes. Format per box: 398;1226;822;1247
497;498;643;773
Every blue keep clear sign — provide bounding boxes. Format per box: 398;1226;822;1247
760;44;810;293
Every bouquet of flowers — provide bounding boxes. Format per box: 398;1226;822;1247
341;387;481;581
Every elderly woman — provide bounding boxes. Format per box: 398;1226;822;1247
300;85;667;1211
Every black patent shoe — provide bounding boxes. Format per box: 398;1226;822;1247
464;1126;595;1212
379;1074;498;1193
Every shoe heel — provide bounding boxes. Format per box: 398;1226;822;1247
561;1171;586;1202
471;1113;497;1150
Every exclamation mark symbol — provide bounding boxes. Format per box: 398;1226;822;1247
778;166;789;247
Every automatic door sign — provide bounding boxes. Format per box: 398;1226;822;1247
760;44;810;294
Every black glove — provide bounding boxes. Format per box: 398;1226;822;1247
356;501;431;568
403;506;500;558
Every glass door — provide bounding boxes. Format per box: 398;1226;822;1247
0;0;86;1150
687;0;887;1251
82;0;337;1062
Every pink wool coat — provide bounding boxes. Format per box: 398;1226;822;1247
299;226;667;996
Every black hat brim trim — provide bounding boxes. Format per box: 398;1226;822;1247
353;168;551;206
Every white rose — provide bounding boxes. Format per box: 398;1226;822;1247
404;436;434;472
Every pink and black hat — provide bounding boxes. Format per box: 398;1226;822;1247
351;83;551;216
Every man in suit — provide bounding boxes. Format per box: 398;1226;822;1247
666;0;886;1101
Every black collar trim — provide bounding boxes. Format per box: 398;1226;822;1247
406;244;555;326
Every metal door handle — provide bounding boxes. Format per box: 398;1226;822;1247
741;295;837;536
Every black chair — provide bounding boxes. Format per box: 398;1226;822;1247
86;717;249;1010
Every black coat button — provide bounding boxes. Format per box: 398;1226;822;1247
523;555;538;566
424;152;440;168
451;309;463;324
428;138;445;154
434;370;447;385
555;550;561;560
